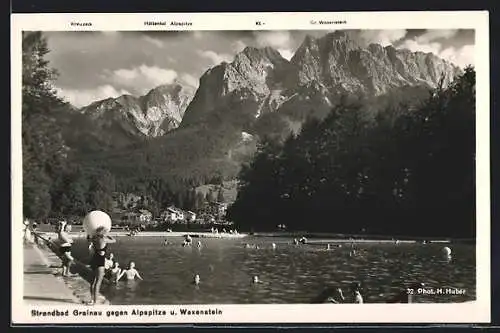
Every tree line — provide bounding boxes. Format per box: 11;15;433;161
22;31;476;237
21;32;226;220
228;67;476;238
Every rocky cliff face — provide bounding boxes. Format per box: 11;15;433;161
181;31;461;129
80;82;194;138
62;30;464;188
180;46;292;127
71;31;460;142
289;31;460;95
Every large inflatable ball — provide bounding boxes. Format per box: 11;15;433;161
442;246;452;256
83;210;112;236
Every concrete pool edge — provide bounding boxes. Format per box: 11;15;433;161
28;233;111;305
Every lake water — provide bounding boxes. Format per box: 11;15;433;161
71;236;476;304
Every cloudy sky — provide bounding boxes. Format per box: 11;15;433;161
43;29;474;107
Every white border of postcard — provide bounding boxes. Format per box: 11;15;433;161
11;11;490;324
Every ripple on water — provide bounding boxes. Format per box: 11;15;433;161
69;237;476;304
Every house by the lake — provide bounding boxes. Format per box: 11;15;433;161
138;209;152;223
161;206;185;222
209;202;228;218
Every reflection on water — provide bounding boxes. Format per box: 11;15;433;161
72;237;476;304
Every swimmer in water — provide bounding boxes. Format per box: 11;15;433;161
272;243;276;250
117;261;143;281
182;235;193;247
193;274;200;285
104;253;115;271
312;286;345;303
350;282;363;303
197;241;202;248
109;262;122;284
252;276;260;284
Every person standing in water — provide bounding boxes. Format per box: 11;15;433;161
57;221;75;277
109;262;122;284
88;226;116;305
117;261;143;281
183;234;193;247
104;253;115;270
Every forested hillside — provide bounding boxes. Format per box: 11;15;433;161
228;68;476;237
22;31;476;238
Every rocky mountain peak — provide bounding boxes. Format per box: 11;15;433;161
80;82;194;138
238;46;287;65
181;46;291;126
289;32;460;95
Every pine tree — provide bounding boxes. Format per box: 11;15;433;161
22;31;70;219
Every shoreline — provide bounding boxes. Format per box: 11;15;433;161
41;231;249;239
36;231;468;245
34;224;473;243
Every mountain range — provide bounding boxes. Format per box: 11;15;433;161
59;31;461;186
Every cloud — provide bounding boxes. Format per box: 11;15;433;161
56;85;130;108
398;38;474;68
197;50;233;65
359;30;407;46
278;48;294;61
232;40;247;53
143;35;164;48
399;39;442;55
107;64;178;94
254;31;292;49
415;30;458;43
440;44;474;68
180;73;199;88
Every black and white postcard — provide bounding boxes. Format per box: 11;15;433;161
11;11;490;324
